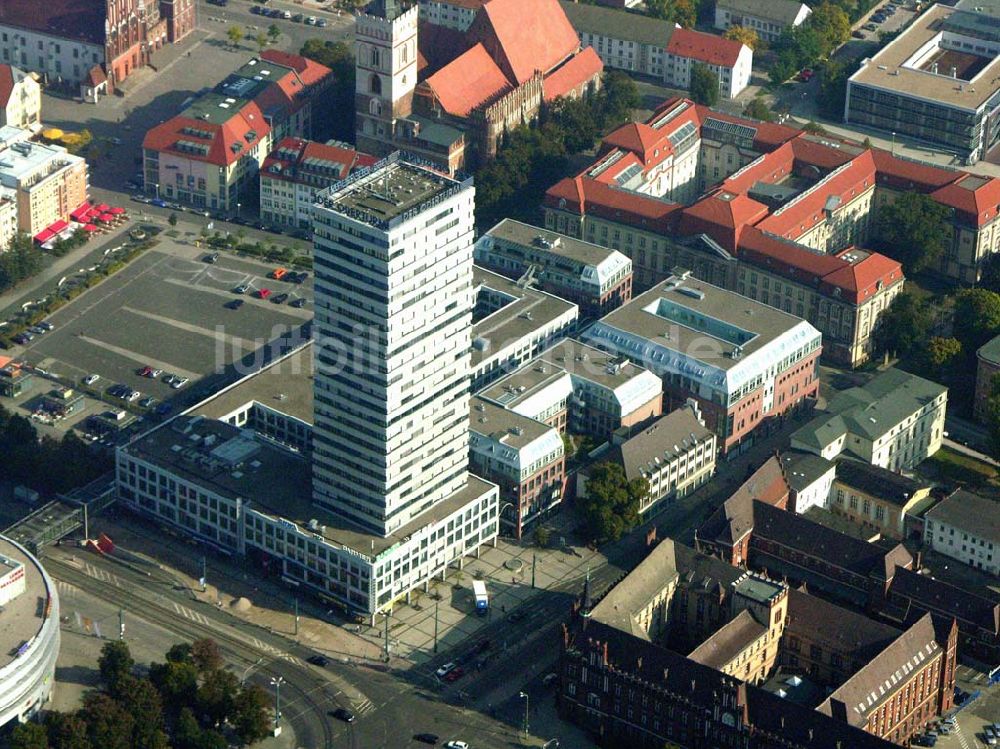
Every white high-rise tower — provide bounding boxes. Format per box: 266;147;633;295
312;153;495;539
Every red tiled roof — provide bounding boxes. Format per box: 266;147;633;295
756;150;877;240
544;175;683;233
931;173;1000;227
678;191;768;251
790;136;857;171
722;141;795;195
259;49;331;86
737;227;903;304
422;43;512;117
666;28;744;68
870;149;960;193
261;137;376;184
86;65;107;87
472;0;581;84
418;21;472;76
143;103;272;168
693;103;799;151
543;47;603;102
0;65;14;109
602;122;672;161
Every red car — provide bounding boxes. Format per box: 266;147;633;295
798;68;814;82
444;667;465;682
256;288;272;299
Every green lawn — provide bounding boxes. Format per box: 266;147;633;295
921;446;999;494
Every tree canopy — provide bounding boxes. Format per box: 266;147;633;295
689;63;719;106
953;289;1000;354
724;25;760;50
580;462;648;543
742;97;774;122
874;292;934;359
873;192;951;273
299;40;355;142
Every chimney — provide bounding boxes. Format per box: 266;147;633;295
828;698;849;723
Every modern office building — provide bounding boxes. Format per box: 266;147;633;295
259;138;376;229
845;5;1000;164
469;396;565;538
924;489;1000;575
474;219;633;318
584;271;822;453
791;368;947;471
0;536;60;726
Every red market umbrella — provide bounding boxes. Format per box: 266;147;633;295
98;213;115;223
47;219;69;233
83;224;99;232
95;203;110;213
70;204;91;221
108;206;126;215
34;229;54;243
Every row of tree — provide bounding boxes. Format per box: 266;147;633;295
0;234;45;295
11;639;271;749
0;403;113;497
474;71;640;229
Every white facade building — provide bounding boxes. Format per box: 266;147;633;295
0;195;17;251
713;0;812;43
791;368;947;471
418;0;483;31
663;28;753;100
0;65;40;131
924;489;1000;576
0;537;59;726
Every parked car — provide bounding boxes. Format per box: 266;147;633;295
292;12;304;21
271;267;288;280
864;21;878;29
290;298;308;308
151;198;168;208
170;377;189;390
306;15;318;24
227;299;245;310
257;288;272;299
798;68;814;82
331;707;354;723
12;333;31;344
307;655;330;667
83;374;100;386
139;396;157;408
444;667;464;683
233;284;249;294
250;4;263;13
414;735;439;745
125;390;142;402
39;321;54;331
852;29;865;37
435;662;456;679
444;742;469;749
317;17;328;26
204;252;219;264
272;293;289;304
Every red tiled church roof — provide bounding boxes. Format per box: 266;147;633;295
422;43;512;117
471;0;581;84
543;47;603;102
666;27;745;68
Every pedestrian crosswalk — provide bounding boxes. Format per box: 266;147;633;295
55;580;78;597
173;601;212;626
250;637;301;666
84;562;121;587
353;698;375;716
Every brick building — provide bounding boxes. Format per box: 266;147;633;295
159;0;196;43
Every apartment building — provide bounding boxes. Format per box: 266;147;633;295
0;137;88;236
924;489;1000;575
584;271;821;453
780;451;835;514
0;196;16;251
474;219;633;318
580;403;717;515
471;266;578;389
714;0;812;43
663;28;752;99
829;461;931;540
143;51;332;212
469;397;565;538
0;65;40;131
259;138;376;229
417;0;484;31
791;368;947;471
478;339;664;440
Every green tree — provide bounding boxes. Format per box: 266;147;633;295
267;24;281;42
191;638;224;674
549;96;598;153
227;25;244;48
98;640;134;698
299;39;355;142
689;62;719;106
80;693;134;749
953;289;1000;353
165;642;193;663
173;708;203;749
232;684;272;746
255;32;269;52
801;121;827;134
810;2;851;47
10;723;49;749
197;668;240;727
742;97;774;122
597;70;640;129
534;525;551;547
580;462;648;543
769;52;799;85
168;212;178;227
121;677;167;749
45;714;90;749
874;292;933;358
724;25;760;49
874;192;950;273
914;336;962;383
149;659;199;715
817;58;849;119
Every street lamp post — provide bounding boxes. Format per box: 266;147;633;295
891;131;896;156
519;691;529;737
270;676;284;736
240;657;263;686
236;201;241;219
433;598;440;653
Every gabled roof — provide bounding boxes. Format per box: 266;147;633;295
871;149;960;192
926;488;1000;544
143;103;272;168
688;608;767;669
885;566;1000;634
261;137;377;185
931;173;1000;227
545;175;683;233
259;49;331;86
834;460;929;508
602;122;672;161
666;28;745;68
678;190;769;251
0;0;108;45
0;65;18;109
471;0;580;84
543;47;603;102
715;0;811;25
697;456;788;548
417;20;473;75
422;43;512;117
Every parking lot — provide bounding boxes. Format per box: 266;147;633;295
8;241;312;418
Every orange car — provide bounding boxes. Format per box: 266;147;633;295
270;267;288;280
